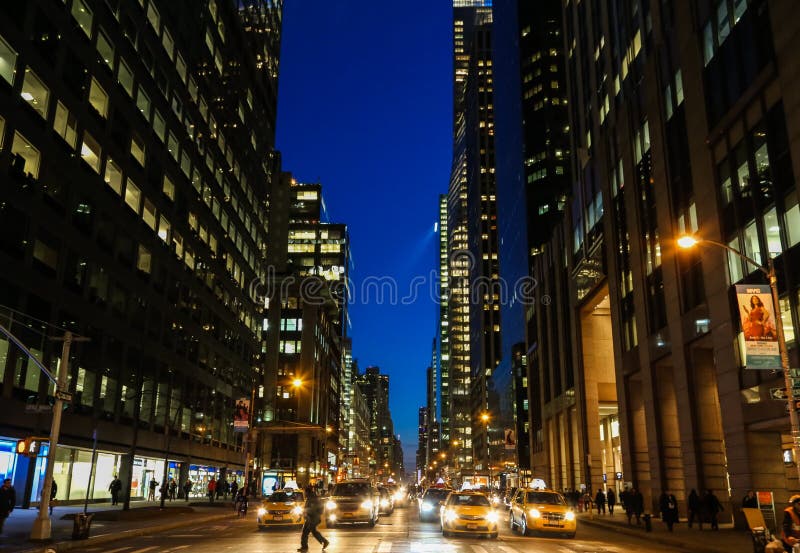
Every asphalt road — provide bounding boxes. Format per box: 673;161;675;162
71;504;693;553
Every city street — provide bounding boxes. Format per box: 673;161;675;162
67;506;700;553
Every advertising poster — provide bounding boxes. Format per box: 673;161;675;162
737;284;780;369
233;397;250;432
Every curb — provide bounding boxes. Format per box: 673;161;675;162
578;517;738;553
16;512;237;553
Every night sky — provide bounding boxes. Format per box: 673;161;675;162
276;2;453;469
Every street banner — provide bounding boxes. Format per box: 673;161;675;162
737;284;780;369
233;397;250;432
504;428;516;450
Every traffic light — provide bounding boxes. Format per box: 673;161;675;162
15;437;40;458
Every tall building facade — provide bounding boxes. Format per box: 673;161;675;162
0;0;282;506
437;195;450;445
526;0;800;522
355;366;397;478
444;0;501;481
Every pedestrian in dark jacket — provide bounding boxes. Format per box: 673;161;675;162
743;490;758;509
49;480;58;516
626;487;644;525
688;489;701;528
298;486;329;552
109;476;122;505
0;478;16;534
595;490;606;515
607;489;617;515
659;491;679;531
183;479;192;501
703;490;724;530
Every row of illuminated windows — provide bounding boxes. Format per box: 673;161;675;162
702;0;748;66
279;340;302;354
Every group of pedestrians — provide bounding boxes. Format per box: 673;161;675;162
592;488;617;515
687;489;724;530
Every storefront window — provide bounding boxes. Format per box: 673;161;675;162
0;439;18;482
93;453;117;499
51;447;72;502
69;449;94;500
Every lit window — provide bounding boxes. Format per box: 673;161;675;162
764;208;782;257
117;59;134;97
176;54;187;84
167;132;178;161
163;175;175;201
146;2;160;31
153;110;165;141
71;0;93;39
33;240;58;270
0;34;17;85
161;29;174;60
0;115;4;149
124;180;141;213
142;198;156;230
96;30;114;69
104;157;123;194
786;194;800;248
131;134;146;166
137;244;152;274
158;216;170;242
53;102;78;148
21;69;49;118
11;132;40;178
88;77;108;117
81;132;102;173
136;87;150;119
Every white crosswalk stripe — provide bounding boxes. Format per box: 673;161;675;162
96;548;131;553
165;546;191;552
470;545;489;553
377;541;393;553
499;546;519;553
129;547;159;553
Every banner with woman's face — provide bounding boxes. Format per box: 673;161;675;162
736;284;780;369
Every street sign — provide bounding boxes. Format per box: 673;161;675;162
54;390;72;402
772;388;791;400
25;404;52;413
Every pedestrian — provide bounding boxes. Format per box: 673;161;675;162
298;486;329;552
0;478;15;534
781;494;800;551
688;489;701;529
183;479;192;502
743;490;758;509
230;481;238;501
626;487;643;525
619;487;629;513
659;490;679;532
235;486;246;512
607;489;616;515
49;480;58;516
208;477;217;503
169;478;177;501
109;476;123;505
703;489;723;530
582;491;592;512
595;489;606;515
147;478;157;501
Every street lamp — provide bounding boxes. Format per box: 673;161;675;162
292;378;303;389
677;234;800;483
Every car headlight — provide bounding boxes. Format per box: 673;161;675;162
529;508;541;519
393;492;403;501
565;511;575;521
421;502;433;512
328;513;337;521
257;508;266;517
361;499;374;510
444;509;457;522
292;506;304;516
486;511;499;523
380;499;390;508
326;500;337;511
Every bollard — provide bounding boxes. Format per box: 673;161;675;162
643;513;652;532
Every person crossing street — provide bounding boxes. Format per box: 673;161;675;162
298;485;328;552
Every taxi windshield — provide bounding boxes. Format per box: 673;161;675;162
526;492;565;505
449;494;491;507
267;491;301;502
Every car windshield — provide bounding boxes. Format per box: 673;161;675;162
449;494;490;507
423;489;451;501
526;492;565;505
267;491;301;503
332;483;371;496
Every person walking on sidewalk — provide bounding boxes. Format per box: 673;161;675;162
207;477;217;503
298;486;328;552
595;489;606;515
607;489;616;515
659;490;679;532
183;479;192;502
49;480;58;516
147;478;157;501
109;476;123;505
688;489;701;529
0;479;16;535
703;489;723;531
626;487;643;525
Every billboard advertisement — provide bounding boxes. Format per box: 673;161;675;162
737;284;780;369
233;397;250;432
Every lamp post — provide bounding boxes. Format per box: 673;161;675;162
677;235;800;484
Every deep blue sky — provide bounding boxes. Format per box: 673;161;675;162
276;2;452;469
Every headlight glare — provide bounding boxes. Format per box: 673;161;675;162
487;511;499;523
421;502;433;512
380;499;390;508
565;510;575;521
292;506;304;516
326;500;337;511
361;499;374;510
444;509;457;522
257;507;266;517
530;508;541;518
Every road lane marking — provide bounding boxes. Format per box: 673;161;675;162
377;541;392;552
166;546;191;552
470;546;489;553
100;548;132;553
130;547;159;553
500;547;518;553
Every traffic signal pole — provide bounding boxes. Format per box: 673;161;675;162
30;331;74;541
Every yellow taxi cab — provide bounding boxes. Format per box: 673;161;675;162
440;491;499;538
509;488;576;538
257;488;305;529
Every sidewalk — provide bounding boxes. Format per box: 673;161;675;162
578;510;755;553
0;499;237;553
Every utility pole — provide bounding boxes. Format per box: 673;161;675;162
31;331;88;540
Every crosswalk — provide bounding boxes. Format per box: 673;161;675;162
80;542;610;553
